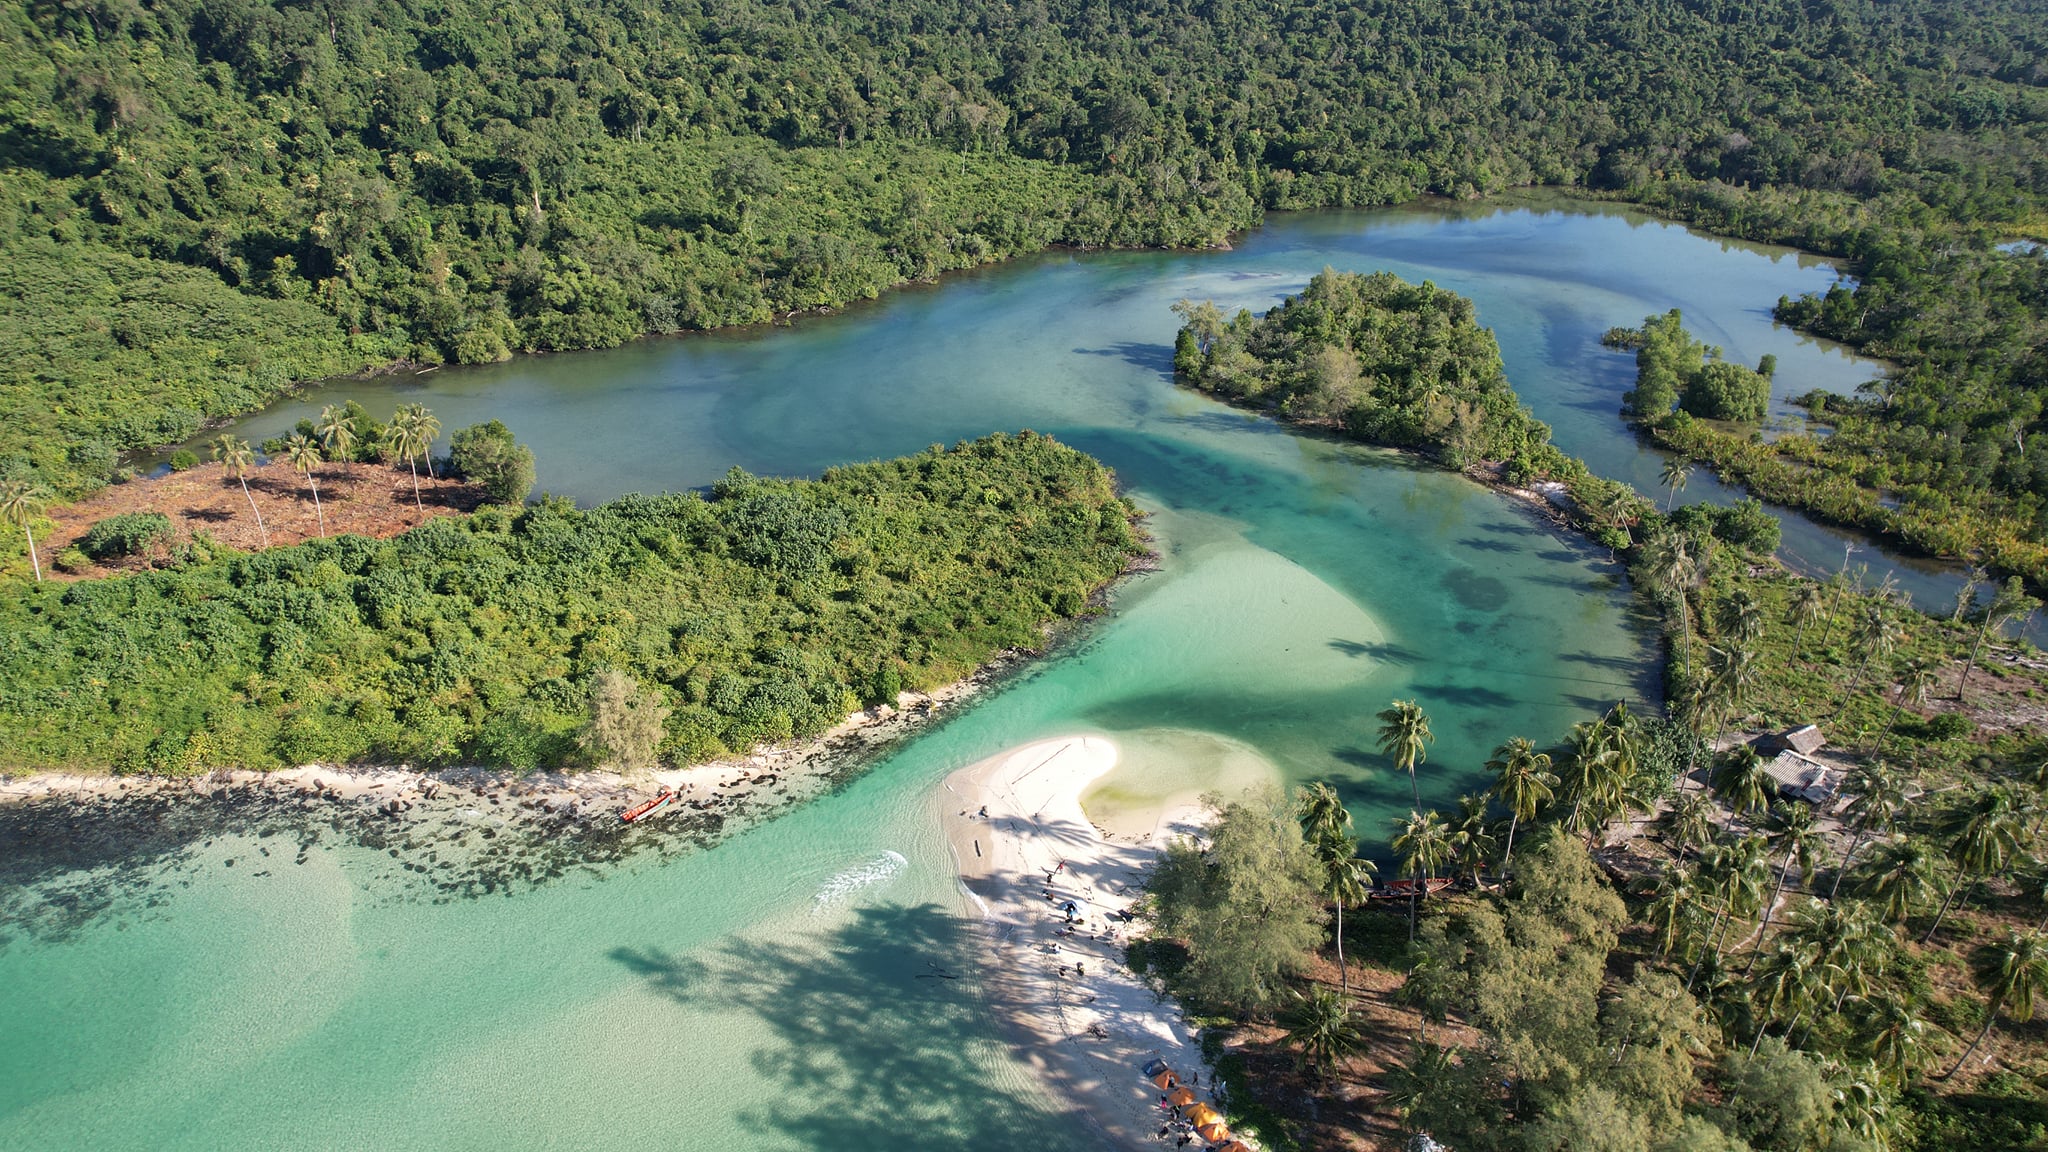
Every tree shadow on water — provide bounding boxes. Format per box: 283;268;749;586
610;902;1105;1151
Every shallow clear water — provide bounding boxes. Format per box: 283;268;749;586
0;198;1935;1150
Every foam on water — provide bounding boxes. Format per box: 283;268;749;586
812;849;909;911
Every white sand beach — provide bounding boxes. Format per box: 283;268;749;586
941;736;1231;1150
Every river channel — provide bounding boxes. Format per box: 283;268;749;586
0;196;1944;1150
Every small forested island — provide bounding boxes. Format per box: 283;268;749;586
0;431;1139;773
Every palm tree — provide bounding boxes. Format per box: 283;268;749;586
1712;745;1775;829
1486;736;1556;875
1639;861;1705;958
0;480;48;583
1926;787;2024;943
1846;601;1903;699
1450;793;1496;886
1319;849;1374;997
1853;837;1944;925
1377;700;1434;808
1392;809;1452;942
1643;532;1701;678
211;434;269;547
1381;1040;1459;1131
1702;643;1761;743
1691;834;1770;989
1660;456;1692;511
284;433;327;537
1880;658;1938;747
1656;790;1717;860
316;405;358;475
1958;578;2042;700
1830;762;1907;900
1945;930;2048;1080
399;403;442;478
1298;781;1352;845
1717;588;1767;647
387;412;426;514
1282;985;1365;1082
1854;994;1930;1081
1788;582;1827;664
1749;942;1821;1054
1747;802;1829;972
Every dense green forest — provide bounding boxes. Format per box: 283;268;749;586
9;0;2048;494
1173;269;1562;477
0;433;1139;772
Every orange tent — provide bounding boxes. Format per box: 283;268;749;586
1196;1122;1231;1144
1165;1086;1197;1107
1150;1069;1180;1091
1215;1143;1253;1152
1183;1103;1223;1128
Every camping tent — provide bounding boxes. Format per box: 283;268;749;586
1183;1103;1223;1128
1150;1069;1180;1091
1166;1087;1197;1108
1196;1121;1231;1144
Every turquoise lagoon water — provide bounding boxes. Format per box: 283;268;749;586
0;198;1914;1150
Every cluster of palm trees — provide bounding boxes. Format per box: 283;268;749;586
199;405;443;546
1641;749;2048;1083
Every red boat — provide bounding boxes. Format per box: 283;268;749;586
620;788;677;823
1371;877;1454;900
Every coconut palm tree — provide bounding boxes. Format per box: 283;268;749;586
1846;601;1903;699
1377;700;1434;808
1282;986;1365;1083
1298;781;1352;845
1944;930;2048;1080
1691;834;1770;990
1657;790;1718;861
1830;762;1908;900
398;403;442;478
211;434;269;547
1643;531;1701;678
1486;736;1556;874
284;433;327;537
1717;588;1767;647
1959;578;2040;700
1854;994;1930;1081
1880;658;1938;747
316;405;358;474
0;480;48;583
1382;1040;1459;1131
386;412;426;514
1392;809;1453;942
1853;837;1943;924
1660;456;1692;511
1639;860;1705;958
1747;802;1829;972
1712;745;1775;829
1702;642;1761;743
1926;787;2025;943
1788;582;1827;664
1750;942;1822;1054
1450;793;1496;887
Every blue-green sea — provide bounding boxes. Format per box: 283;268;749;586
0;197;1914;1150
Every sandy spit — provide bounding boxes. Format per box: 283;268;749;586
940;736;1229;1151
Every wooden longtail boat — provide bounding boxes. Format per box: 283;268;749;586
1370;877;1453;900
620;789;677;823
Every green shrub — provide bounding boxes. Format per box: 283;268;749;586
53;547;93;574
80;512;173;560
167;450;199;472
448;420;537;504
1923;712;1973;741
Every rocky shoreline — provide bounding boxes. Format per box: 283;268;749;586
0;659;1019;948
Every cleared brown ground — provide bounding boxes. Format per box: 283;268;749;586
44;459;485;576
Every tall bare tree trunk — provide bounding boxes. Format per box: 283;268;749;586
309;476;326;537
239;476;269;547
22;524;40;583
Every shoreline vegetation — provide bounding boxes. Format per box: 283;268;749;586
0;432;1145;782
1167;273;2048;1150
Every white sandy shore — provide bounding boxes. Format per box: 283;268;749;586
941;736;1229;1151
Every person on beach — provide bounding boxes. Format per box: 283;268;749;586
977;805;988;818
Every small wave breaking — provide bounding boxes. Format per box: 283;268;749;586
812;850;908;910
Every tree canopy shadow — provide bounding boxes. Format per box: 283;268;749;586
1328;638;1421;664
609;901;1108;1151
1456;536;1525;555
1073;341;1174;374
